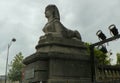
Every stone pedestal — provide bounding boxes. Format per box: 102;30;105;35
23;36;91;83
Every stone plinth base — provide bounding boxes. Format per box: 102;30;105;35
23;37;91;83
48;78;91;83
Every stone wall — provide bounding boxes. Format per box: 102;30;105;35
96;65;120;83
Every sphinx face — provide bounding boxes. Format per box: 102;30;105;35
45;9;53;18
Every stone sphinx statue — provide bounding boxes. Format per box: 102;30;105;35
41;4;82;40
23;4;90;83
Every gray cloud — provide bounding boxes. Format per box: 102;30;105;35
0;0;120;74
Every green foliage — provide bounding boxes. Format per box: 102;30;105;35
84;42;111;65
8;52;24;82
116;53;120;65
94;48;111;65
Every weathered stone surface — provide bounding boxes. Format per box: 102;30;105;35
23;51;91;83
49;59;91;78
23;52;90;65
48;78;92;83
36;35;88;56
23;35;91;83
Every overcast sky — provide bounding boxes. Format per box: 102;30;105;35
0;0;120;75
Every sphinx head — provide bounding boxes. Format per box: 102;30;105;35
45;4;60;20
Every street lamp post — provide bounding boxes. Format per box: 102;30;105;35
90;24;120;83
90;34;120;83
5;38;16;83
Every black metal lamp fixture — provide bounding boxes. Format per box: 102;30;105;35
108;24;119;36
12;38;16;42
97;45;108;54
96;30;107;41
